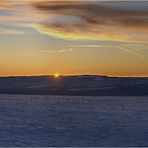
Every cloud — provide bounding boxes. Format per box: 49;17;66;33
0;1;49;24
30;23;128;41
31;1;148;42
40;48;73;54
0;1;148;42
70;44;145;58
0;28;24;35
0;2;10;8
40;50;55;53
58;48;73;52
71;45;115;48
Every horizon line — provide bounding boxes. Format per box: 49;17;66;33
0;74;148;78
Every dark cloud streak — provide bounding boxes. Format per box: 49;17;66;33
32;1;148;41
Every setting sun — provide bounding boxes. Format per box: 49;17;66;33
54;73;60;78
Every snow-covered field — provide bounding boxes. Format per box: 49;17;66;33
0;95;148;147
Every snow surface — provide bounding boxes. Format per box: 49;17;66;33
0;95;148;147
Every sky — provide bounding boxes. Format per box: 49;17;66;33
0;0;148;77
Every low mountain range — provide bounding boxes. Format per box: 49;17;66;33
0;75;148;96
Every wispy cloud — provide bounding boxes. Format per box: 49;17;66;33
71;45;115;48
40;50;55;53
40;48;73;54
0;28;24;35
0;2;10;8
58;48;73;53
118;46;145;58
70;44;145;58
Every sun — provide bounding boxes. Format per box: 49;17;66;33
54;72;60;78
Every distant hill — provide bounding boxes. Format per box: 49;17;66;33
0;75;148;96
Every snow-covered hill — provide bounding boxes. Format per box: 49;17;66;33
0;75;148;96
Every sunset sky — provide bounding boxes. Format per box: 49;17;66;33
0;0;148;76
